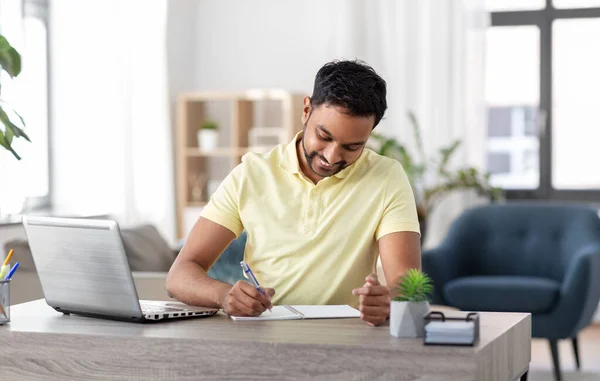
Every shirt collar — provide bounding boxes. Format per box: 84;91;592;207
279;131;303;175
279;131;358;180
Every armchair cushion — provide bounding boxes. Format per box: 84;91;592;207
206;231;247;284
444;275;561;313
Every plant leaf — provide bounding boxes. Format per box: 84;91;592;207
0;35;21;77
380;139;396;157
393;268;433;302
407;111;426;164
0;106;30;142
436;140;461;177
5;118;13;144
425;165;504;209
12;109;26;130
0;130;21;160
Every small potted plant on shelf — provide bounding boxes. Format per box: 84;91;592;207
390;268;433;338
197;120;219;151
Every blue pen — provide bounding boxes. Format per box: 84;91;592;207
5;262;19;280
240;261;272;311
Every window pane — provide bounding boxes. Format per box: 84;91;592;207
552;19;600;189
486;0;545;11
553;0;600;9
485;26;541;190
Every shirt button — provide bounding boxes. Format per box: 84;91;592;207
308;211;314;217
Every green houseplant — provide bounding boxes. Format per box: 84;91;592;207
370;111;503;241
197;120;219;151
0;34;29;160
200;120;219;131
390;268;433;338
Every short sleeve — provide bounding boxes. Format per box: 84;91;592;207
375;162;421;240
200;163;245;237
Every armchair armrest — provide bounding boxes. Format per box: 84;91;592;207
422;244;463;305
550;244;600;337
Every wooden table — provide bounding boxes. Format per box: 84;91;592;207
0;300;531;381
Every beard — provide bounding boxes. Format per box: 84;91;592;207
301;126;347;178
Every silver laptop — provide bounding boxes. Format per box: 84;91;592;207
22;216;218;323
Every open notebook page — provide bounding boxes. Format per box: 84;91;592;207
230;306;301;321
229;305;360;321
293;305;360;319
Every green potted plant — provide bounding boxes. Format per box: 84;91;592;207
370;111;503;243
390;268;433;338
0;34;30;160
197;120;219;151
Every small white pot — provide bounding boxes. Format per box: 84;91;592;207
389;301;430;338
198;129;218;151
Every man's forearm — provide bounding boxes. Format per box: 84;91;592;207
166;260;232;308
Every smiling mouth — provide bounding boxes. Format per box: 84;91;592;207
317;157;334;170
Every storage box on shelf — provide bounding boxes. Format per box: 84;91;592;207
175;89;305;239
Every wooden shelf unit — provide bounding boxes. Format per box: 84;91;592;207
175;90;305;238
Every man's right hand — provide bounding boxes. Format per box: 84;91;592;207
220;281;275;316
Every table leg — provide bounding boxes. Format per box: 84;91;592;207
520;369;528;381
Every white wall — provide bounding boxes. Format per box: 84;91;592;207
193;0;368;96
167;1;199;106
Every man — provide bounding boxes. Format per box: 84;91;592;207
166;59;421;327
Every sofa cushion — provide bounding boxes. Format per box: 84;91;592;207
444;275;560;313
3;224;175;273
2;239;36;271
3;224;176;273
120;225;176;271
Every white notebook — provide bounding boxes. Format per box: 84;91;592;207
230;305;360;321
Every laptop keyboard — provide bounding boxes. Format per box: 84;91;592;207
141;304;184;313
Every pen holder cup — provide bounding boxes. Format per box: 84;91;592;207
0;280;9;325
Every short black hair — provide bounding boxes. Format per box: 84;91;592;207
310;59;387;128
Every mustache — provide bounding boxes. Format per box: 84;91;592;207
308;152;345;167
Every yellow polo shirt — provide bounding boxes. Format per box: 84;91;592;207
200;133;420;307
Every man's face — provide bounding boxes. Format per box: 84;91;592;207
300;97;375;180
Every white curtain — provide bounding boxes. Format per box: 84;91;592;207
49;0;176;244
330;0;489;248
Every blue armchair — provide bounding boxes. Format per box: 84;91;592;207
206;231;247;284
422;203;600;381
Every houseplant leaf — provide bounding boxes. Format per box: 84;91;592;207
371;111;502;227
0;34;28;160
0;106;30;141
393;268;433;302
407;110;426;164
0;35;21;77
436;140;461;177
0;130;20;160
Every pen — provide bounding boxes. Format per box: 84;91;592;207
240;261;272;311
0;249;14;280
5;262;19;280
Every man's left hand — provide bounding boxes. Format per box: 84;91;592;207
352;273;390;326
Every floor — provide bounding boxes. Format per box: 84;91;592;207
529;324;600;381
